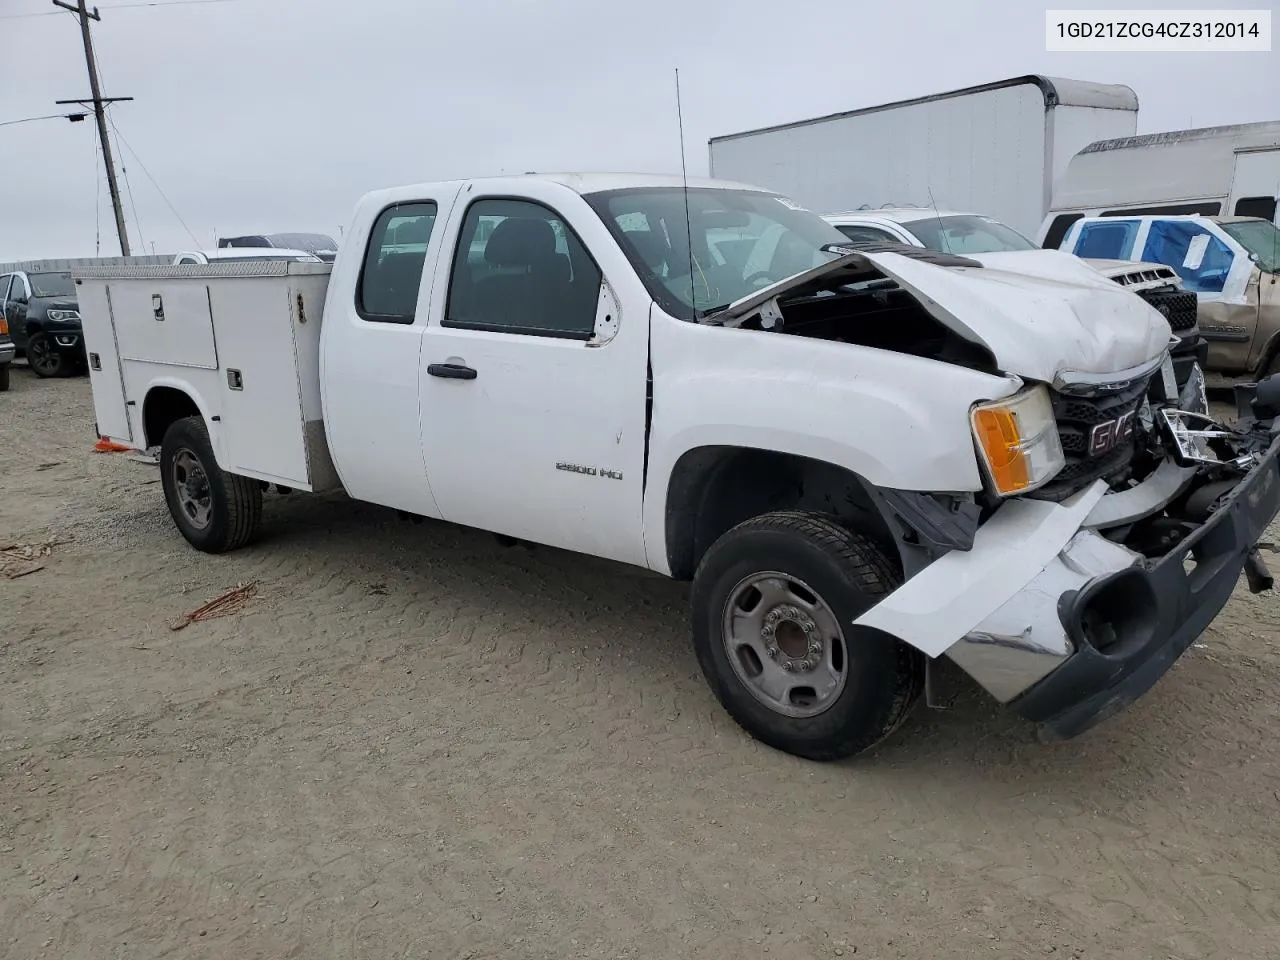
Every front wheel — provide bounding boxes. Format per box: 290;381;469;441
27;333;67;378
691;511;923;761
0;364;9;391
160;415;262;553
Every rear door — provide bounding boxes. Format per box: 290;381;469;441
319;185;463;517
418;179;650;567
76;277;134;443
1230;150;1280;225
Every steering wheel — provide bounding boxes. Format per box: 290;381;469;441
744;271;776;289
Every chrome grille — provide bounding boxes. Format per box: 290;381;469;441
1030;377;1152;502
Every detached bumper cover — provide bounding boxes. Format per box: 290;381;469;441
1011;435;1280;738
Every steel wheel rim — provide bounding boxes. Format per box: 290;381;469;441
29;338;59;375
172;448;213;530
721;571;848;718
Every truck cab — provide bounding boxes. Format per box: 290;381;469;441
1057;214;1280;379
73;173;1280;764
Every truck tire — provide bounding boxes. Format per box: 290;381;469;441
160;415;262;553
691;511;923;761
0;364;9;391
27;333;67;378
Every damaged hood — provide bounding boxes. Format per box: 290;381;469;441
715;247;1173;383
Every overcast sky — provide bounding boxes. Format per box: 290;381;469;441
1;0;1275;260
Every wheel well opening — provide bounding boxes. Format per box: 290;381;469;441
664;446;897;581
143;387;201;448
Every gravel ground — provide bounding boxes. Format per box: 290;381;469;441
3;366;1280;959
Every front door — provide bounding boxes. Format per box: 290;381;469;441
319;185;462;517
419;180;650;567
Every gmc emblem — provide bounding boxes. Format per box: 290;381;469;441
1088;411;1136;457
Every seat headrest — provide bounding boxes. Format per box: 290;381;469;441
484;217;557;268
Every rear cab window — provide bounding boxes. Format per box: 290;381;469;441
1072;219;1141;260
357;202;438;323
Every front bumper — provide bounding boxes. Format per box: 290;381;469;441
856;421;1280;740
0;341;14;365
43;325;85;356
1011;434;1280;737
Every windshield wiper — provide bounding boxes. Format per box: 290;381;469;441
695;302;733;321
821;242;863;255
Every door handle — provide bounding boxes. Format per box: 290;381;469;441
427;362;477;380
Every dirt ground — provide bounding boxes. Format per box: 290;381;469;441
3;367;1280;960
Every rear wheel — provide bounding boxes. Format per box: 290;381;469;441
691;511;923;761
27;333;67;378
160;415;262;553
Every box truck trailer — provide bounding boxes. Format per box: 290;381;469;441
707;74;1138;240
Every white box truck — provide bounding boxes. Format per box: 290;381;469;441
73;172;1280;763
707;74;1138;240
1037;121;1280;247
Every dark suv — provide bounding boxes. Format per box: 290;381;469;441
0;270;85;378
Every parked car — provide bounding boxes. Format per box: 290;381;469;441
0;302;14;391
173;248;324;265
823;208;1207;388
75;172;1280;763
217;232;339;262
0;269;85;378
1055;214;1280;379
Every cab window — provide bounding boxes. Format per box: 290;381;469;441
1072;220;1140;260
445;198;601;339
1141;220;1235;293
833;224;901;246
357;201;438;323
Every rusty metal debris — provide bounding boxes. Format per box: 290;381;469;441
170;581;259;631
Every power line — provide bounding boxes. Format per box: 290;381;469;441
0;10;65;20
108;113;146;251
0;112;87;128
94;135;103;255
53;0;133;255
107;119;201;246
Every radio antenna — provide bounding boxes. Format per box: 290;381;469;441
675;67;699;310
927;186;952;254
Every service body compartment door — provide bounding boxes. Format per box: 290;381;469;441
74;277;133;443
111;281;219;369
211;273;317;487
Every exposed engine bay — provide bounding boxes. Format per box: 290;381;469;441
1079;370;1280;591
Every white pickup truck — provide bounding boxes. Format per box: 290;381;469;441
74;173;1280;762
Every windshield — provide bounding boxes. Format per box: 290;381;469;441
1220;219;1280;274
29;272;75;298
584;187;849;318
902;214;1038;254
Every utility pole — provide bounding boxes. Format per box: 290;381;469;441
52;0;131;256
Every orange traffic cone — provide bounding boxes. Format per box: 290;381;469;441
93;438;132;453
